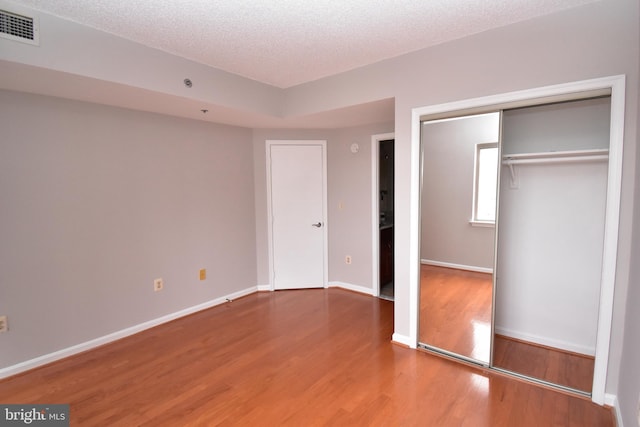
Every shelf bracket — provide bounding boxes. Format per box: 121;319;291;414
505;161;519;189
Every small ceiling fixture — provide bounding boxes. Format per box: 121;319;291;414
183;78;192;88
201;109;208;114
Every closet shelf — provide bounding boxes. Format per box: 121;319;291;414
502;149;609;188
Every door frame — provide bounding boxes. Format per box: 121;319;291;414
266;140;328;291
371;133;395;297
410;75;626;405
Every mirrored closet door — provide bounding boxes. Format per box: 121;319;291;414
419;112;500;365
418;94;613;395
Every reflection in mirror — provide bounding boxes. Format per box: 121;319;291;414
419;112;500;364
493;97;611;393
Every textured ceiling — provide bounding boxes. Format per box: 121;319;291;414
10;0;596;88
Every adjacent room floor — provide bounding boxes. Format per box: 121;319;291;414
379;280;394;301
0;288;612;426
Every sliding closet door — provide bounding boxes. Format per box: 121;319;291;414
418;112;500;365
492;97;611;393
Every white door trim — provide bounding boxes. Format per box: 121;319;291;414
371;133;395;297
409;75;626;405
266;140;328;291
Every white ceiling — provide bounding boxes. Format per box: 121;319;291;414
10;0;596;89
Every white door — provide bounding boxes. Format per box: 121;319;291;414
267;141;327;290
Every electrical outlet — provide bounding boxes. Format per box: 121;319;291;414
0;316;7;333
345;255;352;265
154;278;164;292
199;269;206;281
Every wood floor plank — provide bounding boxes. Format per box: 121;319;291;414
0;288;612;426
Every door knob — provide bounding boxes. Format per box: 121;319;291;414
312;222;323;228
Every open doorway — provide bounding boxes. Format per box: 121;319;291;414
372;133;395;301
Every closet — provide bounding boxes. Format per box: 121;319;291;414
418;91;615;398
493;97;610;392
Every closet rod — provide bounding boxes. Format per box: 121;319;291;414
502;149;609;187
502;155;609;165
502;148;609;166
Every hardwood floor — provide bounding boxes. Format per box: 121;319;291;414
493;335;595;393
420;264;493;362
419;265;596;394
0;288;613;426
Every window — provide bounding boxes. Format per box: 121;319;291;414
472;143;498;225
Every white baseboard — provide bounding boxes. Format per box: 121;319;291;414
604;393;617;407
494;326;595;356
256;284;271;292
605;394;623;427
0;286;259;380
328;281;374;296
421;259;493;274
392;333;415;348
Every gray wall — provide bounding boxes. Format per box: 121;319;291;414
0;90;257;368
501;97;611;154
496;162;607;354
617;15;640;423
421;113;499;270
329;124;394;288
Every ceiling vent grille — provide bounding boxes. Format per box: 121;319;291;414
0;9;39;46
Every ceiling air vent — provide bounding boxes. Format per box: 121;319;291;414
0;8;39;46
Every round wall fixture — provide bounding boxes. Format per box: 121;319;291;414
350;143;360;154
184;78;193;88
